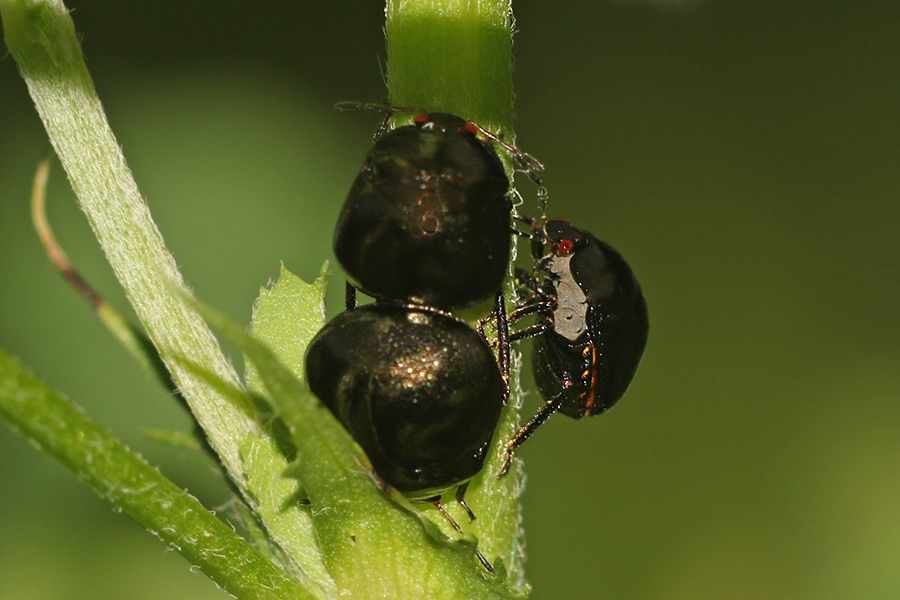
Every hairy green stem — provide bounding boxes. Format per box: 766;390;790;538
209;273;523;599
0;349;314;600
1;0;250;491
1;0;530;596
0;0;333;594
387;0;528;590
386;0;515;136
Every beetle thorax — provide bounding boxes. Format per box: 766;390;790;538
547;254;589;341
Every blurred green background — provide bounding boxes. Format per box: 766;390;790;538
2;1;899;598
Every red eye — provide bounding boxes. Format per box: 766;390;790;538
413;114;429;126
558;239;574;254
557;217;568;223
465;122;479;135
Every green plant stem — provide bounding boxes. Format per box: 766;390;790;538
203;283;522;599
31;152;178;390
0;1;333;593
1;0;531;596
386;0;514;137
0;348;314;600
386;0;527;590
1;0;250;489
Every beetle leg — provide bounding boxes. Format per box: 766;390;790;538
475;550;495;574
507;296;554;342
494;293;511;404
419;494;461;531
508;321;550;343
498;390;567;477
454;482;477;522
465;120;545;176
345;281;358;311
472;293;512;403
508;298;552;322
417;491;494;574
474;309;493;336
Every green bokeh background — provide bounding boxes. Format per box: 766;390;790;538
2;1;898;598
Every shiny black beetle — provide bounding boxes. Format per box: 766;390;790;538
333;112;513;309
500;218;649;474
307;108;545;572
305;293;510;573
305;302;505;496
316;110;532;494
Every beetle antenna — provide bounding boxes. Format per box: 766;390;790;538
466;121;549;197
335;102;427;141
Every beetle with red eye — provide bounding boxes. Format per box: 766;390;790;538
334;111;518;309
499;217;649;475
309;107;549;569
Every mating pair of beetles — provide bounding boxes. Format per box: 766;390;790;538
304;107;649;526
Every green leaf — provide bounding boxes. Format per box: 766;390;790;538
2;0;256;495
240;264;336;597
0;347;314;600
140;428;204;450
246;264;330;389
2;0;530;595
201;271;525;599
1;3;333;594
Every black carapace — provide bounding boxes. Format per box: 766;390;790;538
305;302;505;496
308;107;546;572
333;112;513;309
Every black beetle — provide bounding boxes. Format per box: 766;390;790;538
305;302;505;496
304;299;506;573
333;112;513;309
500;218;649;474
